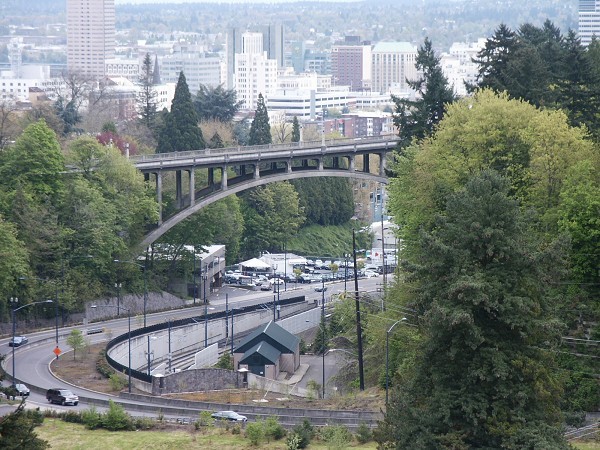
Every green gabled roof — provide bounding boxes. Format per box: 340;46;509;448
235;320;300;355
239;341;281;365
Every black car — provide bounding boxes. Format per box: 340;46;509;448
8;336;28;347
12;383;30;397
46;388;79;406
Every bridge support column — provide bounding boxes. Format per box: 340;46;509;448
221;167;228;190
175;170;183;208
333;157;339;169
363;154;370;174
379;153;386;176
254;164;260;179
349;155;355;172
287;160;293;173
208;168;214;186
318;158;324;171
155;171;163;225
189;169;195;206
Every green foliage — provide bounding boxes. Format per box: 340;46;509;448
264;416;286;442
108;373;126;391
194;84;240;123
291;419;314;449
291;178;354;226
214;352;234;370
393;37;456;149
0;400;48;450
240;182;305;258
319;425;352;450
81;407;102;430
306;380;322;400
66;329;86;360
101;400;134;431
95;350;113;378
286;433;301;450
136;53;159;130
157;71;204;153
355;422;372;444
291;116;300;143
195;410;215;432
248;94;271;146
245;421;265;446
379;171;570;449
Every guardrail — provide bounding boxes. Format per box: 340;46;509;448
104;296;307;384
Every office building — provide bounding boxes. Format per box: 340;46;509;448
579;0;600;46
331;37;372;91
371;42;417;95
67;0;115;78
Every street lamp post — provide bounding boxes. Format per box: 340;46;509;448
306;320;326;399
11;299;53;385
386;318;407;404
91;304;131;393
352;229;365;391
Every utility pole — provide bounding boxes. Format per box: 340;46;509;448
352;229;365;391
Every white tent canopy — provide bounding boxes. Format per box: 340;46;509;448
239;258;272;270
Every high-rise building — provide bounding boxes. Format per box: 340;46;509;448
579;0;600;46
331;36;372;91
234;32;278;110
67;0;115;78
262;24;285;69
371;42;417;95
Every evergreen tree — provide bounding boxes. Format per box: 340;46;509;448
0;400;48;450
194;84;241;122
208;131;224;149
137;53;159;130
377;171;569;449
291;116;301;143
157;71;204;153
392;38;455;149
248;93;272;146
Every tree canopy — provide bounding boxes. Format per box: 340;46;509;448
157;72;204;153
248;94;272;146
194;84;241;123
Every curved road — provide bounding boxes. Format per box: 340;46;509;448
2;276;386;425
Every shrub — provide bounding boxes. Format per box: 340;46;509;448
231;423;242;434
62;410;83;424
96;350;113;378
355;422;372;444
134;416;155;430
264;415;286;441
215;352;234;370
245;421;265;446
81;407;102;429
292;419;314;449
286;433;301;450
196;410;215;432
320;425;352;450
108;373;126;391
102;399;134;431
22;408;45;426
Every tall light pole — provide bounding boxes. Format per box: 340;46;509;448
386;318;407;404
352;228;365;391
306;319;326;399
11;299;53;385
91;304;131;393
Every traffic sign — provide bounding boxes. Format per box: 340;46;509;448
53;347;62;357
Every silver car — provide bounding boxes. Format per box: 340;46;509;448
211;410;248;422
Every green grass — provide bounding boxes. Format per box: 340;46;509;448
573;443;600;450
35;419;378;450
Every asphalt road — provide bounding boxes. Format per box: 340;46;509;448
1;275;385;417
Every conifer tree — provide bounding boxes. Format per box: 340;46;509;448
248;93;272;146
137;53;158;130
291;116;301;143
157;72;204;153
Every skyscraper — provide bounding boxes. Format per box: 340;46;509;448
331;37;372;91
579;0;600;46
67;0;115;78
371;42;418;94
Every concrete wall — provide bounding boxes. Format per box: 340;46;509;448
191;343;219;369
247;372;310;398
280;353;296;373
151;368;242;396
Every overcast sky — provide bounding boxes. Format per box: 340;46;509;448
114;0;336;4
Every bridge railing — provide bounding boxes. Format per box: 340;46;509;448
129;135;398;163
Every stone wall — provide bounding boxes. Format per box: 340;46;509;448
152;368;242;395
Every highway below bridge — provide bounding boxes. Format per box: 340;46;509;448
1;277;386;429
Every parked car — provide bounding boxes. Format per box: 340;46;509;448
46;388;79;406
260;281;272;291
363;270;379;278
8;336;28;347
314;286;328;293
211;410;248;422
12;383;30;397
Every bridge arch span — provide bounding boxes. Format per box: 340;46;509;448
139;169;387;249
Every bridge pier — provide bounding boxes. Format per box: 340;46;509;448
175;170;183;208
287;160;293;173
155;171;163;225
221;167;228;190
188;169;195;205
363;154;370;174
318;158;324;171
254;164;260;179
349;155;355;172
379;153;386;176
208;168;214;186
